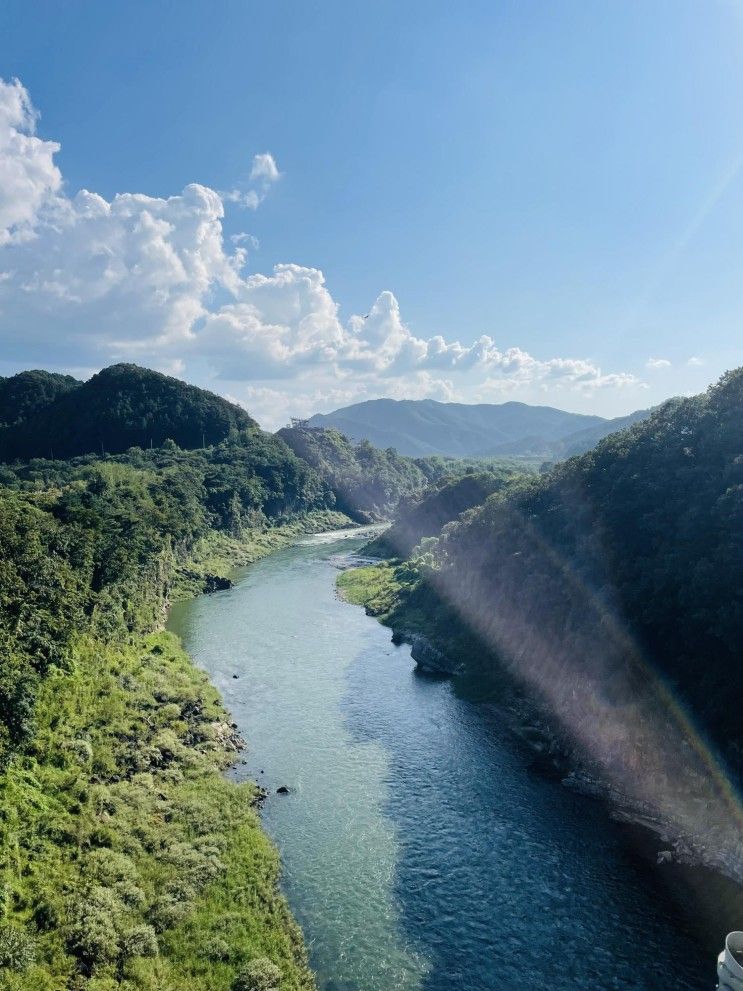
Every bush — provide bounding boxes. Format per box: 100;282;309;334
84;849;145;908
0;923;36;971
68;738;93;766
65;887;122;967
149;896;191;933
232;957;283;991
204;936;232;961
121;924;159;958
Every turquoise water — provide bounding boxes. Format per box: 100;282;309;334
168;531;714;991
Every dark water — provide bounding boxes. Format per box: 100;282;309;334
168;531;716;991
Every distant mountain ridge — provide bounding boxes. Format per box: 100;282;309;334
306;398;652;459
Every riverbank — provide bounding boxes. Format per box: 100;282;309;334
172;510;356;601
0;627;317;991
0;515;368;990
337;560;743;893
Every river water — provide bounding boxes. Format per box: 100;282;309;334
168;530;716;991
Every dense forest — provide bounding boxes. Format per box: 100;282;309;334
0;446;342;989
0;365;258;461
341;368;743;865
364;468;524;559
278;423;431;520
0;369;375;990
0;371;81;428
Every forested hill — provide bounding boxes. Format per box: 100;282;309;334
0;426;342;988
305;397;645;458
0;369;80;427
347;368;743;784
0;364;257;461
365;469;522;559
278;423;432;520
552;405;653;458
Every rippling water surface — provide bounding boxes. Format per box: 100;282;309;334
168;531;714;991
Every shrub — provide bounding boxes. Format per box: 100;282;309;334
65;887;123;967
204;936;232;961
162;880;197;903
68;738;93;765
0;923;37;971
232;957;283;991
163;841;223;888
84;849;145;908
121;924;159;958
148;896;191;933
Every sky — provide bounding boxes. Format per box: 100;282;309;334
0;0;742;428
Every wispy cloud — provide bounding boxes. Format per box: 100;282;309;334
250;152;281;183
646;357;671;370
223;152;282;210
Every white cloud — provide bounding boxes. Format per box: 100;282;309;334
250;152;281;183
0;78;62;244
687;355;705;367
0;77;644;428
646;357;671;370
223;152;281;210
0;182;241;363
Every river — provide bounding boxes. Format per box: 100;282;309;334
168;529;717;991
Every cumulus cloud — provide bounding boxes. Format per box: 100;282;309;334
646;357;672;370
0;78;62;244
687;355;705;367
0;77;644;427
0;182;241;363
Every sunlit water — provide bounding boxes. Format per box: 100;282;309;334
168;531;714;991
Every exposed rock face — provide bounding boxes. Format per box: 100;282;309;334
409;634;465;676
209;721;244;753
203;574;233;594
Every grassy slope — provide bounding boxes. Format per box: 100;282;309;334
1;631;314;991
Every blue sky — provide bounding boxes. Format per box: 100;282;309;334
0;1;741;426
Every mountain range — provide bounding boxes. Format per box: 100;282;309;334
306;398;652;459
0;365;653;464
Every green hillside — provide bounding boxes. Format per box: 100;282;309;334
0;416;344;989
277;423;430;520
0;370;80;428
0;365;256;462
343;368;743;771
